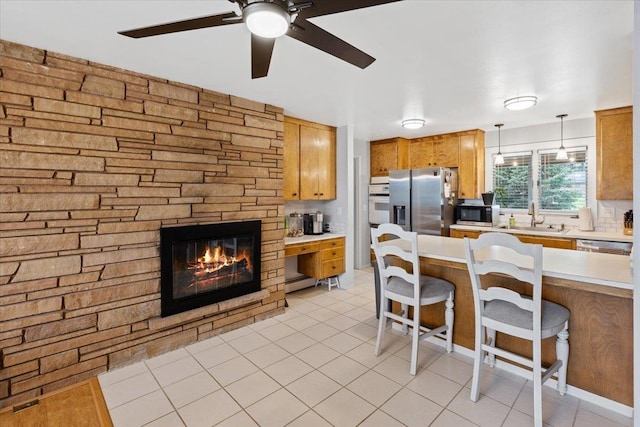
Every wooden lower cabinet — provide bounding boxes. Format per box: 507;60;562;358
450;229;575;249
290;237;345;279
449;229;482;240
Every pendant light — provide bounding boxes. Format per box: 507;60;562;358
556;114;568;160
494;123;505;165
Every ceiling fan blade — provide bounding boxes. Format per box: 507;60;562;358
118;12;240;38
287;19;374;69
251;35;276;79
297;0;402;19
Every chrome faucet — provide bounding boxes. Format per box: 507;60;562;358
528;202;544;227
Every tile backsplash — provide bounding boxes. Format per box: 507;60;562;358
596;200;633;233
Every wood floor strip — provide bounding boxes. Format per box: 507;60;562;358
0;378;113;427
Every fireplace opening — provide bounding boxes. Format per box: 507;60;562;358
160;220;261;317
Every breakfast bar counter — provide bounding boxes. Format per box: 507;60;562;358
396;234;633;408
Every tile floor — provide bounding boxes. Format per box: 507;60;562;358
99;267;632;427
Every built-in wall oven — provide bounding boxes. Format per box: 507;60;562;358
368;177;389;225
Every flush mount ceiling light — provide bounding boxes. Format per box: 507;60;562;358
504;96;538;111
244;2;291;38
556;113;568;160
402;119;425;130
494;123;505;165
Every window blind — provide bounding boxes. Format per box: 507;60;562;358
493;153;532;209
538;148;587;211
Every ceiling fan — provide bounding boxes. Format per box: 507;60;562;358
118;0;401;79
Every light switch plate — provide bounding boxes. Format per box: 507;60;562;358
601;206;615;218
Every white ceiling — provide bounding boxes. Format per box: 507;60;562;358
0;0;634;142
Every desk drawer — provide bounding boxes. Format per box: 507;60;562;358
284;242;321;256
320;237;344;250
322;246;344;261
322;258;345;277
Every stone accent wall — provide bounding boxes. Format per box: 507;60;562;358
0;40;286;408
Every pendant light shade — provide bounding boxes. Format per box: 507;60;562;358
494;123;505;165
244;2;290;38
556;114;568;160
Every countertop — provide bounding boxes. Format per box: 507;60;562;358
284;233;346;246
450;224;634;243
409;234;633;291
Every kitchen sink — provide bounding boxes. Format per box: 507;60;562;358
497;225;566;234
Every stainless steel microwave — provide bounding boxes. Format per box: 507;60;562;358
455;205;500;227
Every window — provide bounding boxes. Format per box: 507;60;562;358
539;149;587;211
493;152;532;209
492;148;588;212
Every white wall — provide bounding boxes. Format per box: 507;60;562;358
354;137;372;269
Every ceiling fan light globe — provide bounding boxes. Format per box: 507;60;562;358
245;3;290;38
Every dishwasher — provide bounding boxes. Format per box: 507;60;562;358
575;239;633;255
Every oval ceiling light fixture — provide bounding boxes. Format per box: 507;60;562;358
244;2;291;38
504;95;538;111
402;119;425;130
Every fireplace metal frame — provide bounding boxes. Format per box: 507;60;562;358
160;220;262;317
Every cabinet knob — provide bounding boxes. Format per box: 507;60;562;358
319;193;324;196
292;193;297;196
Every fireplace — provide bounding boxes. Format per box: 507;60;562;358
160;220;262;317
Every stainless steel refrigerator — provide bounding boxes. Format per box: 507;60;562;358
388;168;457;236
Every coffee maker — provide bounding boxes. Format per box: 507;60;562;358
303;211;324;235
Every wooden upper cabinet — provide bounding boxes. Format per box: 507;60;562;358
283;120;301;200
595;106;633;200
284;116;336;201
370;138;409;176
300;126;336;200
432;136;459;167
458;130;485;199
409;135;459;169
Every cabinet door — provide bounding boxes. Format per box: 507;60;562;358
432;136;459;167
514;234;574;249
449;229;482;239
283;121;300;200
299;125;336;200
409;138;433;169
596;107;633;200
458;132;485;199
299;125;319;199
370;140;398;176
316;128;336;200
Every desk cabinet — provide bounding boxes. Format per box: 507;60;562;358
286;237;345;280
